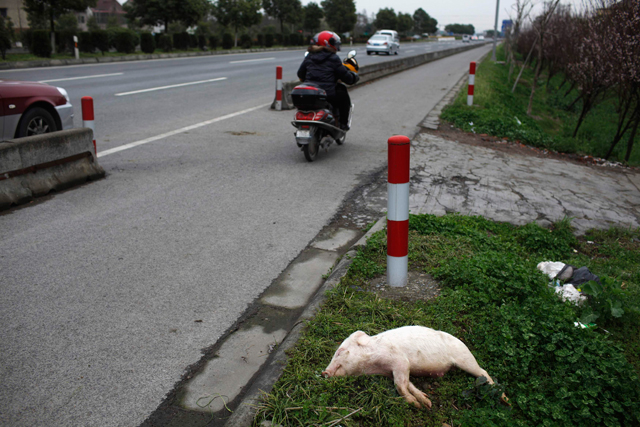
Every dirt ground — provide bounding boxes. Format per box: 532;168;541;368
433;125;639;173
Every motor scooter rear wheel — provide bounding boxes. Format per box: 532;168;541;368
303;134;319;162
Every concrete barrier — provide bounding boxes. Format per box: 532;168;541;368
272;42;488;110
0;128;105;210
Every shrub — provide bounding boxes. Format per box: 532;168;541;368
31;30;51;58
157;34;172;52
240;33;252;49
189;34;198;49
78;31;94;53
56;30;75;54
256;33;264;47
140;32;155;54
265;33;274;47
113;28;138;54
172;31;189;50
222;32;233;49
208;35;217;50
197;34;206;50
91;30;109;55
274;33;282;45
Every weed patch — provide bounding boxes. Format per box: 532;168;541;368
441;46;640;166
254;214;640;426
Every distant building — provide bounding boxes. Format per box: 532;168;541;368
0;0;28;32
76;0;127;31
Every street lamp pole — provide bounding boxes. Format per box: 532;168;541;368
492;0;500;60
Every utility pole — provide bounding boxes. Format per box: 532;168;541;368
491;0;500;60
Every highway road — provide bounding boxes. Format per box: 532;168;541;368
0;42;492;427
1;41;470;153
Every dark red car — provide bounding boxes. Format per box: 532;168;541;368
0;79;74;141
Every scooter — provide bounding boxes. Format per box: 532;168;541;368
291;50;357;162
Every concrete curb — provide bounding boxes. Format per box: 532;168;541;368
224;216;387;427
0;128;105;210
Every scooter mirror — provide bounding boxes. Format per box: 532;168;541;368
347;50;357;59
304;51;309;57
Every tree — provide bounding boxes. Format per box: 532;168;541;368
303;2;323;35
23;0;97;53
374;8;396;30
444;23;474;35
124;0;210;33
262;0;302;34
215;0;262;46
413;8;437;35
321;0;356;34
354;9;373;36
0;17;12;60
396;13;413;35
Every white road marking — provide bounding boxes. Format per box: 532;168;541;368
97;102;271;158
405;50;415;53
114;77;227;96
38;73;124;83
230;57;275;64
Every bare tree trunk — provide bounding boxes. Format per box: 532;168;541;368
573;96;593;138
512;39;536;93
527;50;542;115
624;116;639;162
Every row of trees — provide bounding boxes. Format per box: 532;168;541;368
507;0;640;161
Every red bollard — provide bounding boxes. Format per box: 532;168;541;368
467;61;476;106
81;97;96;155
387;135;410;287
275;66;283;111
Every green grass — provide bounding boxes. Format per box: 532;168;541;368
441;46;640;166
254;215;640;426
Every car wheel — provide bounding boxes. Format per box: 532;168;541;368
17;107;58;138
367;51;372;55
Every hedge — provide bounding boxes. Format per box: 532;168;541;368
140;32;155;54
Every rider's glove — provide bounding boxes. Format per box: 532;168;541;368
351;72;360;84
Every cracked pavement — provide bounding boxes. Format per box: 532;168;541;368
408;132;640;234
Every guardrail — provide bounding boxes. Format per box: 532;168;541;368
0;128;105;210
271;42;488;110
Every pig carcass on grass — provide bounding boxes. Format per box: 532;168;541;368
322;325;500;409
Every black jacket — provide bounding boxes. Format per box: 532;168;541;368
297;46;357;97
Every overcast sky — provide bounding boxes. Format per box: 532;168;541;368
116;0;582;35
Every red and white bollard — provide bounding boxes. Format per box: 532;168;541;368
82;96;96;155
467;61;476;106
387;135;410;288
275;66;283;111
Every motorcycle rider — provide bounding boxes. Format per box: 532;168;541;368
297;31;359;131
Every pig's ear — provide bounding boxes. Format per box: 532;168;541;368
352;330;371;346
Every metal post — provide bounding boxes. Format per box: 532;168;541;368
82;97;96;155
467;62;476;106
275;66;283;111
387;135;410;288
73;35;79;60
492;0;500;60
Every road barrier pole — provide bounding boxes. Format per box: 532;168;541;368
73;35;79;60
82;97;96;155
467;61;476;106
275;66;283;111
387;135;410;288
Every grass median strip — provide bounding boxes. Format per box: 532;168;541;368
254;214;640;426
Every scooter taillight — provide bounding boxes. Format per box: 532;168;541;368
295;111;326;121
295;111;315;121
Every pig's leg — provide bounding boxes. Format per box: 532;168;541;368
392;367;432;409
454;350;494;384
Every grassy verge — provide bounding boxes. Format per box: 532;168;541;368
441;46;640;166
254;214;640;426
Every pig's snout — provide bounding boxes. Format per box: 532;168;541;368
321;370;331;378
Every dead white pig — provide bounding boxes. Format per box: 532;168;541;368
322;326;496;409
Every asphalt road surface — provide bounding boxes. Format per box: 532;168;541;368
0;43;492;427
